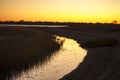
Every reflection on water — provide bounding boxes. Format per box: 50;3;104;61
13;36;87;80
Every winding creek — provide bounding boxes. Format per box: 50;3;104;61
12;36;87;80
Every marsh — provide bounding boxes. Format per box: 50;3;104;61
0;27;60;79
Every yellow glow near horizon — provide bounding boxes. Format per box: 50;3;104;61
0;0;120;23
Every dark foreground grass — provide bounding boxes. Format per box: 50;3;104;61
0;27;60;79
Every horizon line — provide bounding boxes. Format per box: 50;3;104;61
0;20;119;24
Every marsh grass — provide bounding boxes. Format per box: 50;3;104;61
60;24;120;32
0;27;60;79
81;38;118;48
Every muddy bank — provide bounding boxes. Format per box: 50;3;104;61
60;45;120;80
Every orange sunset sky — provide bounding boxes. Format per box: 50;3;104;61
0;0;120;23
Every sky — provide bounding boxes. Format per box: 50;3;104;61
0;0;120;23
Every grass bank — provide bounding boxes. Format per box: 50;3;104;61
81;38;118;48
0;27;60;79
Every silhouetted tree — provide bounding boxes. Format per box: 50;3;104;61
112;20;117;24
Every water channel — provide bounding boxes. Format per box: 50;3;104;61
13;36;87;80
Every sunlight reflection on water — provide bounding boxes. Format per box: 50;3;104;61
13;36;87;80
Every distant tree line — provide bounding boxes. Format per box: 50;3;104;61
0;20;120;26
0;20;68;25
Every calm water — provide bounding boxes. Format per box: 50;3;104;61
12;36;87;80
0;24;67;27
